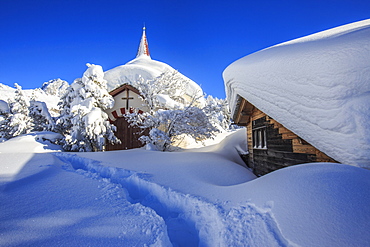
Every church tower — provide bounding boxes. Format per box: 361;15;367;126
136;27;150;58
104;26;205;150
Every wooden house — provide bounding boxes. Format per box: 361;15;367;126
222;21;370;175
233;97;337;176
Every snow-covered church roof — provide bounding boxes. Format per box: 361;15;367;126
104;27;203;100
223;19;370;168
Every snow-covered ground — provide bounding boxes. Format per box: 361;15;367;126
1;130;369;246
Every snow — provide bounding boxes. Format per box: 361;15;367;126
41;78;69;97
239;163;370;247
223;19;370;168
83;63;106;85
104;55;204;103
0;132;62;154
1;130;369;246
0;100;9;114
0;83;61;117
155;93;183;109
29;101;55;131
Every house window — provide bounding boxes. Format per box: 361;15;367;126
253;127;267;149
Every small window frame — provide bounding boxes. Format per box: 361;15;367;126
252;126;267;149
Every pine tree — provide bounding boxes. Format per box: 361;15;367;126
55;85;74;135
0;100;11;141
7;83;33;138
60;63;120;152
29;100;55;131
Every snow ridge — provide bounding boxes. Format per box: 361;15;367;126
55;153;293;246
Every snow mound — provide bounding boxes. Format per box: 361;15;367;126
0;132;62;153
0;126;368;246
0;100;9;114
223;19;370;168
0;153;171;246
240;163;370;246
104;55;204;100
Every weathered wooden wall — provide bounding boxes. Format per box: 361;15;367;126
246;108;337;176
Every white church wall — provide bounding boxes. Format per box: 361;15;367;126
107;90;149;121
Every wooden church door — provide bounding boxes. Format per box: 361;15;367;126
106;116;148;150
105;85;149;151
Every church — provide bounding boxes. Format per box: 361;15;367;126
104;27;204;150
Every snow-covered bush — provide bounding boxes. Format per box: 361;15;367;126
58;63;120;152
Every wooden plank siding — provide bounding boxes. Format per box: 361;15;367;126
106;117;149;151
239;99;337;176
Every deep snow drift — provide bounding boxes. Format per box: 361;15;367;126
223;19;370;168
1;130;369;246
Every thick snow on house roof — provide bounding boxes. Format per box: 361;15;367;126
223;19;370;168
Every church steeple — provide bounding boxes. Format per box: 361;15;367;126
136;26;150;58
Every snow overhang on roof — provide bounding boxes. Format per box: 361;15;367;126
223;19;370;168
109;83;141;97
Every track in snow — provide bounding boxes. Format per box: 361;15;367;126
55;153;292;247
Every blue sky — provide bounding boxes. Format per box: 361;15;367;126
1;0;369;98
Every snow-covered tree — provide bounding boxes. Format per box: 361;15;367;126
132;70;194;112
127;72;217;151
128;106;218;151
59;63;120;152
6;83;33;138
55;85;74;134
203;95;232;131
0;100;11;141
29;100;55;131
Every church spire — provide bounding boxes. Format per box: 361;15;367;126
136;26;150;58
